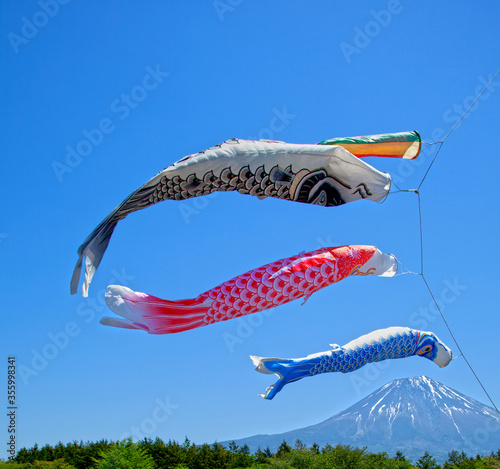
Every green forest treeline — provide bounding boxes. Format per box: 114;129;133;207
2;438;500;469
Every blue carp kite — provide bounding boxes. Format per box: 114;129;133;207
251;326;452;399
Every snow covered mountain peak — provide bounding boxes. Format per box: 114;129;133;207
228;376;500;462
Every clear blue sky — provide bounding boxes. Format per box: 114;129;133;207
1;0;499;457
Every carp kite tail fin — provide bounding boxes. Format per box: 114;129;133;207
71;179;161;297
250;355;311;400
102;285;210;335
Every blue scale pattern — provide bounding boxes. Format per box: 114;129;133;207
310;329;419;376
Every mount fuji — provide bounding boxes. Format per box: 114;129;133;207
227;376;500;462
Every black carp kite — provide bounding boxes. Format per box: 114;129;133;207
71;131;420;296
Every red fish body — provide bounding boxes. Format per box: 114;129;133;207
102;245;397;335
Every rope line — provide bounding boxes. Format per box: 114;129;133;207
391;181;402;192
418;69;500;190
390;189;416;194
420;274;500;414
440;70;499;144
417;191;424;275
417;143;444;190
395;259;420;276
401;71;500;412
415;192;499;413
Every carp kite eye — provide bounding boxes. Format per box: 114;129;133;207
419;345;433;354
